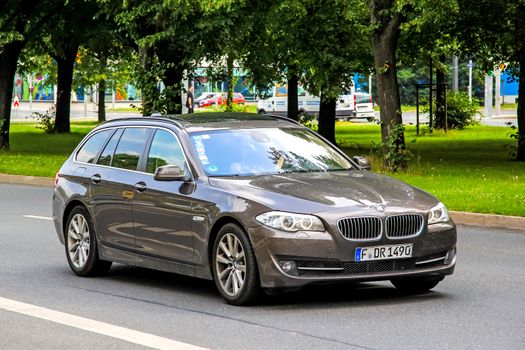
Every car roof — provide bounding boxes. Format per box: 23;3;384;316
98;113;300;132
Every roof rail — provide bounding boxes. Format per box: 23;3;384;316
99;115;186;129
262;113;302;126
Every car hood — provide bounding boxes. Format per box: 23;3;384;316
208;171;438;214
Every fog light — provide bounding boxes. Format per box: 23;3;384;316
279;261;294;272
444;248;456;265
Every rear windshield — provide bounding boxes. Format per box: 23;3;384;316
356;94;371;104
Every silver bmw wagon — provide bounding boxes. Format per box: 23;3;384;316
53;113;456;305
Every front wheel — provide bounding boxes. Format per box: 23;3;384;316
65;206;112;276
212;223;262;305
390;276;443;294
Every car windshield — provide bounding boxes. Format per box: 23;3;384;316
189;127;354;176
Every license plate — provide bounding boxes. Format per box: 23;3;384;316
355;243;413;262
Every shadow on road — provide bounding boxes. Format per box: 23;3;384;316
77;264;448;309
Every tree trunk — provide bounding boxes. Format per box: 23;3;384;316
435;55;447;130
54;49;77;133
163;66;184;114
516;50;525;161
97;55;107;122
98;79;106;123
287;73;299;121
138;45;157;116
318;92;337;144
226;54;234;112
0;42;23;149
369;1;405;167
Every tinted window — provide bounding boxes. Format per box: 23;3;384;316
97;129;123;166
146;130;186;174
113;128;151;171
76;130;113;164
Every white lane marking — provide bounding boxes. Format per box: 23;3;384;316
0;296;208;350
22;215;53;221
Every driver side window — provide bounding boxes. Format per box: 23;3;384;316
146;129;186;174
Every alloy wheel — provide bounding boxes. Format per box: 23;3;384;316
67;213;91;269
215;233;246;296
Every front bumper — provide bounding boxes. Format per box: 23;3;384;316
249;222;457;289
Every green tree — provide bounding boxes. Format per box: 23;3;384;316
301;0;370;143
368;0;409;168
106;0;206;115
457;0;525;161
0;0;61;148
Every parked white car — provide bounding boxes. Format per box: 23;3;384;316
257;85;375;121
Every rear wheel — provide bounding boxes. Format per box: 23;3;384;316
65;206;112;276
212;223;262;305
390;276;443;294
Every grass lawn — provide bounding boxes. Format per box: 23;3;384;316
337;122;525;217
0;122;96;177
1;120;524;216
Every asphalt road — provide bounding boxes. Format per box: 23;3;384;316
0;183;524;350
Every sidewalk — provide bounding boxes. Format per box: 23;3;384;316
10;101;141;121
0;173;523;233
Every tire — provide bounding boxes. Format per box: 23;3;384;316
367;117;376;122
390;276;443;294
212;223;262;305
64;206;112;277
258;109;266;114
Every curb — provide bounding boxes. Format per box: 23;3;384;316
0;174;55;188
0;174;523;233
449;211;525;232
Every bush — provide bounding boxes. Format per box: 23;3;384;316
31;105;56;134
434;92;479;130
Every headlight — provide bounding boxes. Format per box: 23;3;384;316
428;202;449;224
255;211;325;232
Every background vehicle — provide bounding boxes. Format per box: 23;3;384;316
194;92;219;107
257;85;375;120
198;92;245;107
53;113;456;306
338;92;375;121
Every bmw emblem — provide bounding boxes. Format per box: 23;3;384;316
371;203;386;212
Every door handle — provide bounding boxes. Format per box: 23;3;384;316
91;174;101;184
134;182;147;192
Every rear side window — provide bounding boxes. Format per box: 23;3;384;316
113;128;151;171
97;129;124;166
76;130;113;164
146;130;186;174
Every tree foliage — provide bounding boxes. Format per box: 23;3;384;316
0;0;62;148
457;0;525;161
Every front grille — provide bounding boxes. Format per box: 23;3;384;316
338;217;382;241
386;214;424;239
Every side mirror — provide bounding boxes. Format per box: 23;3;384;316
352;156;372;171
154;165;187;181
